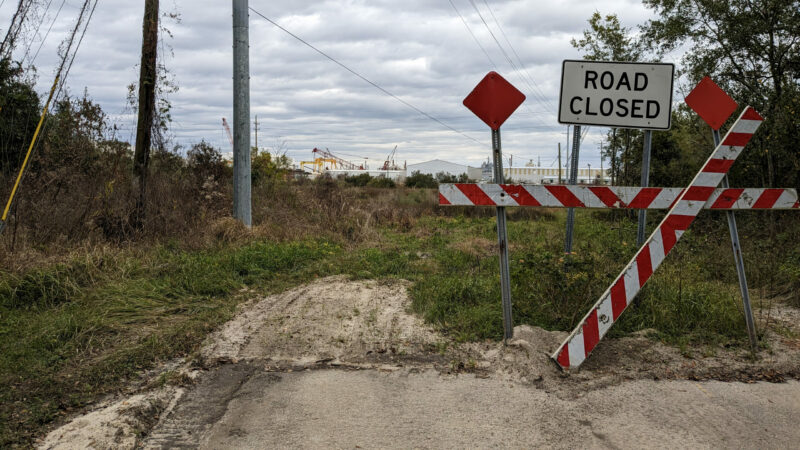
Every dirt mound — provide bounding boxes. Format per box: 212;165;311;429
200;276;800;389
201;276;441;367
38;388;183;450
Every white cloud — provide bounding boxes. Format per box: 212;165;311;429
2;0;658;168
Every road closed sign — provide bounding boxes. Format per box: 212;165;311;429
558;60;674;130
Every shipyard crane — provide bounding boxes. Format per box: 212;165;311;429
221;118;234;149
381;145;399;171
312;148;363;170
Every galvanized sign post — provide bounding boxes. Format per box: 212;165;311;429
558;60;675;250
636;130;652;246
685;76;758;351
564;124;581;254
463;71;526;341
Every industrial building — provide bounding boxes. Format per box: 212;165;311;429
504;166;610;184
324;169;405;181
480;160;610;184
405;159;482;181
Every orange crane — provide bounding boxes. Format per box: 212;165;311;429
381;145;399;171
222;118;234;149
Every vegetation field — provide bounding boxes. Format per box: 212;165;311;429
1;183;798;447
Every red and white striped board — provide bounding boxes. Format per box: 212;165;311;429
552;106;764;370
439;184;799;210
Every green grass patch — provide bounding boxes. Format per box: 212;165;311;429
0;239;339;447
1;206;796;446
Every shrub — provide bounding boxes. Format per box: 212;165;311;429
435;172;471;183
343;173;372;187
367;176;395;188
405;171;437;188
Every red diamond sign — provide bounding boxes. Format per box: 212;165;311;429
685;76;738;130
463;71;526;130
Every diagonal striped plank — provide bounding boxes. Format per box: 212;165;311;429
551;106;764;370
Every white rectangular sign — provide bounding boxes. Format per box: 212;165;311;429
558;60;675;130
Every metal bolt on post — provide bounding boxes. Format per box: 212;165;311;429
492;129;514;341
564;125;581;254
713;129;758;352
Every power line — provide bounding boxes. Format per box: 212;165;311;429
26;0;65;69
248;6;482;146
463;0;551;127
467;0;551;111
447;0;497;70
20;0;54;64
479;0;556;112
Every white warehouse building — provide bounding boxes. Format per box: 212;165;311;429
406;159;482;180
503;166;611;184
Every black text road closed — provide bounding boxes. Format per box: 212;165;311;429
558;60;675;130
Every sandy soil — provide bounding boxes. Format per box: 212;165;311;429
38;276;800;449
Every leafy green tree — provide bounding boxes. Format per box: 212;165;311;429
571;13;647;186
642;0;800;188
251;147;290;186
0;58;40;175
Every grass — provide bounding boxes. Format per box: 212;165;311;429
0;187;797;447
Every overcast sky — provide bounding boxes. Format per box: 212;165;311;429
1;0;671;169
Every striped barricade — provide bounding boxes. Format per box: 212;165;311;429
551;106;764;370
439;184;799;210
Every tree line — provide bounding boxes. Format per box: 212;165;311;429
572;0;799;189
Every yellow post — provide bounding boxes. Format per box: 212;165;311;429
1;75;60;230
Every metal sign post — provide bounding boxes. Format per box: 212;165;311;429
637;130;653;246
714;129;758;351
491;129;513;340
463;71;526;341
558;60;675;252
685;76;758;352
564;124;581;254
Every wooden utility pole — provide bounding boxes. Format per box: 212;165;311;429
133;0;159;227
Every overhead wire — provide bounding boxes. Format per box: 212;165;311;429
466;0;550;111
248;6;483;146
479;0;556;112
26;0;66;70
447;0;497;70
20;0;53;65
462;0;551;129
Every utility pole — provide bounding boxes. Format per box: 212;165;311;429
599;141;604;185
254;115;259;150
233;0;252;226
558;143;562;184
133;0;159;227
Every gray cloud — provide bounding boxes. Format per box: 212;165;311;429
2;0;657;168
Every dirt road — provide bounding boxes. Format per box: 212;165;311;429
140;366;799;449
40;277;800;449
